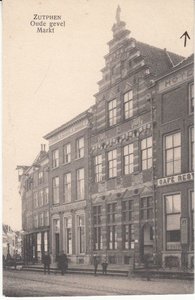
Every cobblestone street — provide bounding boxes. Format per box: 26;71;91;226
3;270;194;297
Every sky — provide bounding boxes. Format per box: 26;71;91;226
3;0;194;230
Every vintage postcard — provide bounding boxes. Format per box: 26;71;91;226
3;0;194;297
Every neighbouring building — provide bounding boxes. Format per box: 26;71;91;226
43;109;94;264
155;54;194;269
2;224;22;257
17;145;49;263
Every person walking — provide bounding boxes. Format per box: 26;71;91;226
101;256;108;275
42;252;51;275
93;254;99;276
58;251;68;275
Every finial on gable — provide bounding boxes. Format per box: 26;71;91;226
116;5;121;24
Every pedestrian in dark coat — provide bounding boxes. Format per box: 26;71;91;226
42;252;51;274
58;251;68;275
101;256;108;275
93;254;99;276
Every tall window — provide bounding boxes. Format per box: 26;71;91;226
94;155;102;182
124;90;133;119
108;149;117;178
77;215;85;254
140;197;153;220
164;132;181;176
34;215;38;228
141;137;152;170
52;149;59;168
37;233;41;260
165;194;181;245
52;177;59;204
38;171;44;185
190;191;194;250
93;206;102;250
76;137;84;159
107;203;117;250
189;127;194;171
63;143;71;164
124;144;134;174
76;168;84;200
122;200;133;222
44;232;48;252
122;200;134;249
45;211;49;226
34;192;38;208
39;190;44;207
122;224;135;250
39;212;44;227
64;173;71;203
189;83;194;113
108;99;117;126
44;187;49;204
65;217;72;254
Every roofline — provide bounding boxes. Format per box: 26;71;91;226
43;108;93;140
155;59;194;83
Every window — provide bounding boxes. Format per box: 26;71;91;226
94;155;102;182
44;232;48;252
65;217;72;254
189;127;194;171
122;224;135;250
64;173;71;203
45;211;49;226
77;215;85;254
44;187;49;204
140;197;153;220
165;194;181;245
108;149;117;178
164;132;181;176
141;137;152;170
76;168;84;200
52;177;59;204
93;206;102;250
124;144;134;174
52;149;59;168
34;192;38;208
189;83;194;113
122;200;134;222
107;203;117;250
124;90;133;119
39;190;44;207
38;171;44;185
34;215;38;228
108;99;117;126
37;233;41;260
76;137;84;159
63;143;71;164
39;212;44;227
190;191;194;249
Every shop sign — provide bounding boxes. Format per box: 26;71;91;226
157;172;194;187
159;66;193;92
181;218;188;244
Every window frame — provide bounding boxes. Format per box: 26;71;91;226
76;137;84;159
52;149;59;169
63;143;71;164
52;176;59;204
141;136;152;171
108;99;117;127
164;131;181;176
107;149;117;179
189;82;194;114
76;168;85;200
123;143;134;175
63;172;71;203
189;127;194;171
124;90;133;120
94;154;103;183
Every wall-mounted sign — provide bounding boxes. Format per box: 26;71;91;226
181;218;188;245
157;172;194;187
158;66;193;92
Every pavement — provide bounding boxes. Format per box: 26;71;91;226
3;269;194;297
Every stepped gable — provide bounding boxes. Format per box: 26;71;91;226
135;40;184;77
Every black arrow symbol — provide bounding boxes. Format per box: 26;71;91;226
180;31;190;47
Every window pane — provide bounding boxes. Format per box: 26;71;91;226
166;135;173;149
166;196;173;213
167;214;180;230
173;133;181;147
